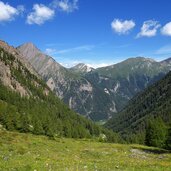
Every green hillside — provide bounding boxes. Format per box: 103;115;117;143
86;57;171;114
106;70;171;147
96;57;170;79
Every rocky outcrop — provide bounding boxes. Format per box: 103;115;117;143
0;40;49;97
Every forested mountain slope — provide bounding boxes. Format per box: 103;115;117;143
106;70;171;145
17;43;116;121
0;40;117;141
86;57;171;112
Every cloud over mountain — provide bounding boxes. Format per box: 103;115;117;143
52;0;78;12
0;1;24;22
111;19;135;35
27;4;55;25
136;20;161;38
161;22;171;36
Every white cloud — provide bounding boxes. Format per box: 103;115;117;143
161;22;171;36
45;45;94;55
137;20;161;38
111;19;135;35
61;60;83;68
17;5;25;14
55;56;122;69
87;62;113;69
58;45;94;54
155;45;171;55
27;4;55;25
45;48;57;56
52;0;78;12
0;1;24;22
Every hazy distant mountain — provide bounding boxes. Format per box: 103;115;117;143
18;43;171;121
70;63;95;74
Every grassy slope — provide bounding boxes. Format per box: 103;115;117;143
0;130;171;171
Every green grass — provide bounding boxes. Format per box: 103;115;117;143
0;130;170;171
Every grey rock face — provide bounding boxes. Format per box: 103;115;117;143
0;40;49;97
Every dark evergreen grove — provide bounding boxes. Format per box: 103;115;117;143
106;70;171;149
145;117;168;148
0;47;120;142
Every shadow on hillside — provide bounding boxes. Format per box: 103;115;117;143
143;149;170;154
134;147;170;154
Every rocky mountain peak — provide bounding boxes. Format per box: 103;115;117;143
17;43;65;75
70;63;94;73
124;57;156;63
0;40;45;96
0;40;39;78
19;42;38;49
17;42;40;60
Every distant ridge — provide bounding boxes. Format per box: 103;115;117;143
18;42;171;121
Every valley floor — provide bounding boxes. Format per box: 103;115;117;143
0;130;171;171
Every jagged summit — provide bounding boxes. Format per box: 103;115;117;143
70;63;94;73
0;40;39;78
20;42;37;48
17;43;64;74
17;42;41;60
0;40;47;96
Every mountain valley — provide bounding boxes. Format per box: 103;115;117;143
18;43;171;121
0;40;117;140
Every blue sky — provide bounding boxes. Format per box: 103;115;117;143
0;0;171;68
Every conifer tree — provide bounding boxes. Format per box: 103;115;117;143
146;117;167;148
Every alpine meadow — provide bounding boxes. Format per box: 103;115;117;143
0;0;171;170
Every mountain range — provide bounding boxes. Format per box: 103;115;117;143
0;39;171;148
17;43;171;121
0;40;116;140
